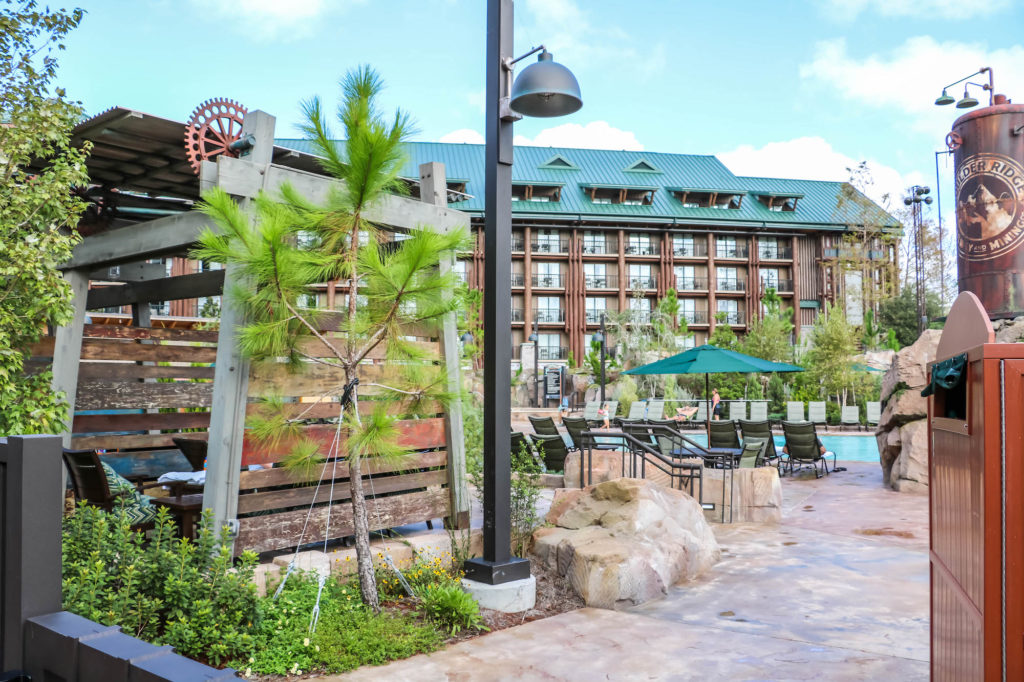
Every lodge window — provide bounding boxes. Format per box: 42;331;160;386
584;186;656;206
756;194;801;212
511;184;562;203
669;189;742;209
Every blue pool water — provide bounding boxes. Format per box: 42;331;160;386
682;434;880;463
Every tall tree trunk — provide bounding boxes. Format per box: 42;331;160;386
348;451;379;612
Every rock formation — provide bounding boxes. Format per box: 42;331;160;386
875;329;940;493
532;478;720;609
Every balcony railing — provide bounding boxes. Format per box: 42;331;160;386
716;278;746;292
628;310;652;324
680;310;708;324
673;243;708;258
582;241;615;255
531;240;570;254
585;310;611;324
584;274;618;289
715;245;749;259
627;276;657;290
675;277;708;291
535;309;566;323
761;278;793;292
511;238;525;252
455;271;469;283
718;311;745;325
759;246;792;260
511;308;524;322
538;346;570;360
624;244;659;256
511;273;525;287
532;274;564;288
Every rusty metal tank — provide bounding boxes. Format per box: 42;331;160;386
952;95;1024;318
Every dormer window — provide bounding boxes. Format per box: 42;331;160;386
511;183;563;203
624;159;661;173
539;154;578;170
669;188;742;210
583;185;656;206
756;192;802;212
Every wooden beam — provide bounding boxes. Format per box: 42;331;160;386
51;270;89;448
85;270;225;309
62;210;212;270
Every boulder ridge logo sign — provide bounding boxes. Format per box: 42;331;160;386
956;153;1024;261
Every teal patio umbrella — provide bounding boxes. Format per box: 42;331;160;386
623;344;804;437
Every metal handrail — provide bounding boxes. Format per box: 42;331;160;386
578;429;705;504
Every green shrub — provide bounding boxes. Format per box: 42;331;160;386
376;552;462;601
62;505;260;666
415;583;487;635
313;609;443;673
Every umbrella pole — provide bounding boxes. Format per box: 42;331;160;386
705;373;711;441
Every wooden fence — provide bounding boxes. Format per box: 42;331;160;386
31;322;456;554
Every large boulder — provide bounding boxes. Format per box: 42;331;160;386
994;316;1024;344
532;478;720;609
876;329;940;492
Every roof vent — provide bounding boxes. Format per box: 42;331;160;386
625;159;660;173
539;154;578;170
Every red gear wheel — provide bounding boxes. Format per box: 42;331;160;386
184;98;248;175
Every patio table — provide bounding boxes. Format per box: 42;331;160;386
150;493;204;540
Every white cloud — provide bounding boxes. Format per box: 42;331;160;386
438;128;485;145
800;36;1024;134
818;0;1011;21
199;0;362;39
513;121;643;151
718;137;924;211
466;90;485;114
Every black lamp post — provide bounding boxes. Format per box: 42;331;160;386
903;186;933;336
464;0;581;587
593;314;607;404
528;324;539;408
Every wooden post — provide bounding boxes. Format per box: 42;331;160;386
203;110;275;539
419;162;471;529
51;269;88;448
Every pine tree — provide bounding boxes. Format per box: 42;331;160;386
195;66;466;612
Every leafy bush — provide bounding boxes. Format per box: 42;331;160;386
510;441;543;557
415;583;487;635
313;608;443;673
376;552;462;601
62;505;260;666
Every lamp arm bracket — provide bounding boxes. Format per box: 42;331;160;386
508;45;546;67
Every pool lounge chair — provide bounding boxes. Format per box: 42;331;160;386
583;401;600;421
739;419;781;470
866;401;881;428
738;439;768;468
627;400;648;420
807;401;827;426
786;401;805;422
708;420;741;449
749;402;768;422
840;405;862;431
781;421;836;478
531;433;570;472
728;401;747;422
528;415;560;436
646;399;665;420
562;416;589;451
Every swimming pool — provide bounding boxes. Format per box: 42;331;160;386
683;434;881;463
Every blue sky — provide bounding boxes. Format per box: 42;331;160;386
62;0;1023;220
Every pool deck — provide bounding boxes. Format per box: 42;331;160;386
334;461;930;681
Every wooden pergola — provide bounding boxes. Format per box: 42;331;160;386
47;105;471;549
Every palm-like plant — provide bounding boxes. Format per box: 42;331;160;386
194;66;467;612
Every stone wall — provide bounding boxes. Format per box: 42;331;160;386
875;329;940;493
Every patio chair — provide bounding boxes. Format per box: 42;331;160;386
786;401;805;422
807;401;827;426
172;436;207;472
866;401;882;427
727;401;747;422
582;401;601;421
708;420;741;449
738;439;768;469
749;401;768;422
528;415;560;437
840;406;862;431
562;417;589;451
739;419;781;470
781;421;836;478
646;399;665;420
531;433;569;472
62;449;158;530
693;401;708;424
627;400;647;420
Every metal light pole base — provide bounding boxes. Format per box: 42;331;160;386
463;556;531;585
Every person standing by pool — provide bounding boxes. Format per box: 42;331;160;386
711;389;722;420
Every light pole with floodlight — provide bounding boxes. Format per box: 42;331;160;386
528;322;539;408
464;0;581;589
593;314;607;404
904;185;933;335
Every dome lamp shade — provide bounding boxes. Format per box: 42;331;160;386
509;50;582;118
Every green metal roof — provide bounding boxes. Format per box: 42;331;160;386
272;139;901;231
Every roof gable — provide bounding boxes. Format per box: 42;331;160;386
624;158;660;173
539;154;578;170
